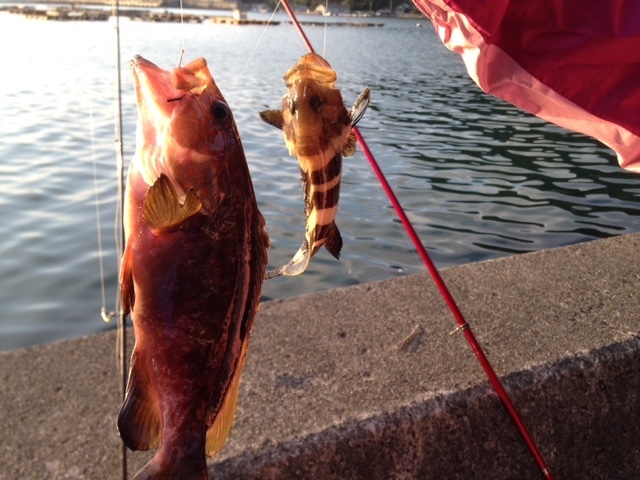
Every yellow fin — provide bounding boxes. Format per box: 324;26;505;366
117;348;162;451
259;109;284;130
142;174;202;235
205;341;249;458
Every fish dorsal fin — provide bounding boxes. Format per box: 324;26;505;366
323;222;343;259
142;174;202;235
350;87;371;127
205;341;249;458
259;110;284;130
342;132;357;157
117;349;162;451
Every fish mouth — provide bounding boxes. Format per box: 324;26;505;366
131;55;161;73
130;55;172;91
285;53;337;86
131;56;183;119
130;56;214;111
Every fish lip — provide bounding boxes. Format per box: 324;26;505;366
131;55;211;102
130;54;158;70
284;53;337;85
130;56;171;90
130;55;168;85
130;55;184;112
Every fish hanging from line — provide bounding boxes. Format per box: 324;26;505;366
260;53;370;279
118;55;269;480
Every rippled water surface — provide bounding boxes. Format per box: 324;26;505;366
1;9;640;350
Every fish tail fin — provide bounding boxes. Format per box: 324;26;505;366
131;424;208;480
130;458;168;480
131;454;208;480
323;222;343;260
266;240;312;279
266;223;343;279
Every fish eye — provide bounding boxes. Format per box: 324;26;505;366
310;94;323;113
288;99;296;115
211;101;230;123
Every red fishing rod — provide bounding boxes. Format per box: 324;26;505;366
279;1;554;478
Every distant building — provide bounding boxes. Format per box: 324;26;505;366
36;0;164;6
34;0;240;8
314;3;350;15
181;0;240;9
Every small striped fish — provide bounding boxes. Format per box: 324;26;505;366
260;53;370;278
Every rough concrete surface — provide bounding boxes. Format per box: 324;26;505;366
0;234;639;479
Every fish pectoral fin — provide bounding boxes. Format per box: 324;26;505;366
142;174;202;235
350;87;371;127
324;222;343;260
117;349;161;451
343;87;370;156
342;132;357;157
120;244;135;317
259;109;284;130
205;341;249;458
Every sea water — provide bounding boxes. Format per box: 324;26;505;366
1;9;639;350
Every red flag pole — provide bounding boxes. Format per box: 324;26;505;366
279;1;554;478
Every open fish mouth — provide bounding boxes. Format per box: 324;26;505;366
284;53;337;86
131;56;215;110
130;55;181;122
131;55;175;95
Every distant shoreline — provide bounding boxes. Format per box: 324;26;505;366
0;0;425;18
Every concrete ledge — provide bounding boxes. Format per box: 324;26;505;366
1;234;639;479
213;338;639;480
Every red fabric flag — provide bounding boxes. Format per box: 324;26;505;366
412;0;640;171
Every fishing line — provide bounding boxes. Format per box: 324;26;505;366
322;0;329;58
236;0;282;82
111;0;128;478
178;0;186;67
279;1;554;478
86;81;113;323
85;46;126;480
112;0;126;366
281;0;313;52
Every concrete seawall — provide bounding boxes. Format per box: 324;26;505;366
1;234;639;479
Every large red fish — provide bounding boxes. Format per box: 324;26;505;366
260;53;370;278
118;55;269;480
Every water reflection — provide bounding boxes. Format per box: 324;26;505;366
370;73;640;266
